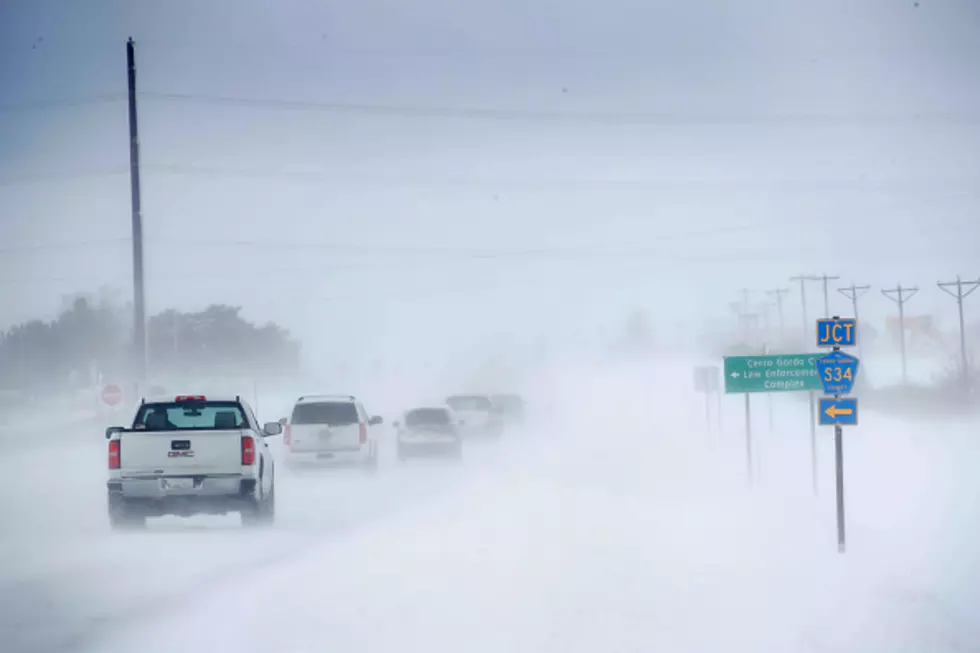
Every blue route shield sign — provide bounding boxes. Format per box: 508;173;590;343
815;350;860;395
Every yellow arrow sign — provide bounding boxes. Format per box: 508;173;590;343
825;405;854;419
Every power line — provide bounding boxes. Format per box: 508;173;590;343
138;91;980;127
138;240;940;270
147;217;863;254
0;94;126;113
0;244;958;288
0;238;129;254
139;163;980;193
0;168;129;187
881;283;919;386
4;162;978;202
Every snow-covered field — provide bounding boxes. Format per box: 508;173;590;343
1;357;978;652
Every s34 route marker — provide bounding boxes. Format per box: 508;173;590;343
815;350;860;396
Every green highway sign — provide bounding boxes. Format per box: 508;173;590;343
723;353;823;394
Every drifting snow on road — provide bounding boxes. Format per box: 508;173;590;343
2;359;979;653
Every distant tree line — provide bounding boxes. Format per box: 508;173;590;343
0;292;301;397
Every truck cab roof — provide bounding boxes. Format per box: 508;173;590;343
294;394;357;404
141;394;245;404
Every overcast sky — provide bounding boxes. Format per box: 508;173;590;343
1;0;979;367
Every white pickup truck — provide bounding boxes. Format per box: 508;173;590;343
105;394;281;530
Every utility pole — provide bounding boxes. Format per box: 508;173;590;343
766;288;789;345
882;283;918;386
937;276;980;396
127;37;147;390
791;274;822;496
790;275;821;342
739;288;751;311
739;312;760;343
733;290;755;343
837;283;871;358
817;273;841;318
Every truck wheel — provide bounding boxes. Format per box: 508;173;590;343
363;443;379;474
259;483;276;524
241;483;274;528
108;492;146;530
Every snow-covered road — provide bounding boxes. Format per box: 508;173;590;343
2;360;979;653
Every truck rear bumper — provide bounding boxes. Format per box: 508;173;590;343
398;440;461;458
286;445;369;466
107;477;257;518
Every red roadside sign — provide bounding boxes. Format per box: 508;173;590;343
101;384;123;406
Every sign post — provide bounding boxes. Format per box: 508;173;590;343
744;392;752;482
815;316;860;554
723;353;823;484
694;365;721;434
808;391;817;495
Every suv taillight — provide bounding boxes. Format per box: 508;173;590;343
359;423;367;444
283;424;292;447
241;435;256;466
108;439;121;469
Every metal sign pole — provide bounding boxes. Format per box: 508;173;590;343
809;391;818;496
744;393;753;485
816;315;857;554
835;422;846;552
831;324;847;553
716;387;722;434
705;390;711;435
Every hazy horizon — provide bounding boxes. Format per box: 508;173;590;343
3;0;979;368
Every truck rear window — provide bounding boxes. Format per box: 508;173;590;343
446;395;492;411
133;401;248;431
291;402;359;426
492;394;525;412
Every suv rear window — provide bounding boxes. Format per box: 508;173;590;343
291;401;359;426
405;408;451;427
133;401;247;431
446;395;492;411
492;394;525;411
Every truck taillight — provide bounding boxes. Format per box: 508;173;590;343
241;436;256;466
359;423;367;444
284;424;292;447
108;439;121;469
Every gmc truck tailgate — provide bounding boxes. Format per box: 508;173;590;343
119;429;245;476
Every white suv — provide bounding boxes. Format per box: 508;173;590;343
282;395;382;471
